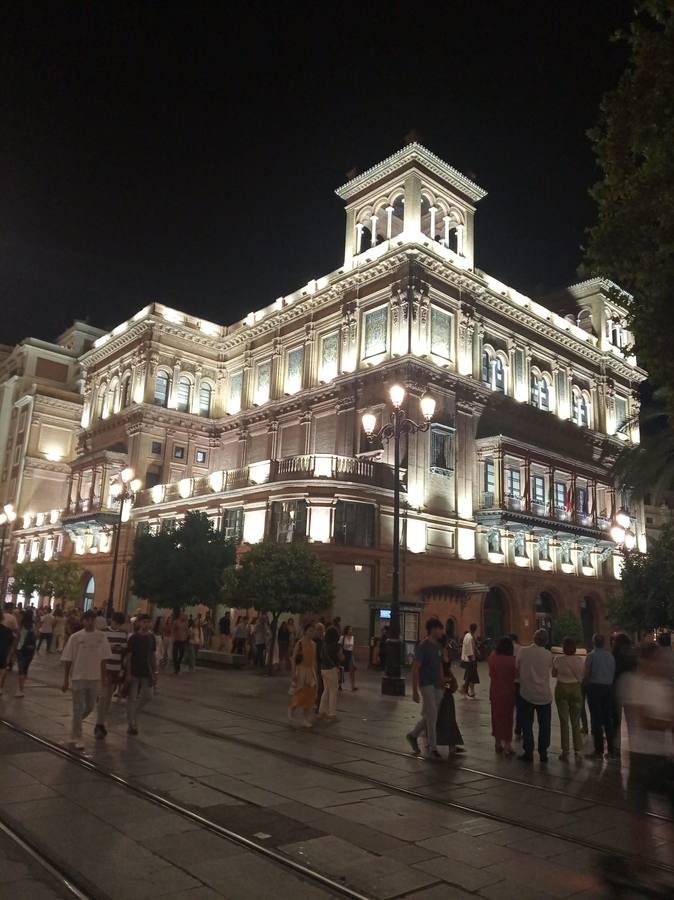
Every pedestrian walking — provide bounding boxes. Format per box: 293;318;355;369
0;611;15;696
254;614;270;668
517;629;553;762
232;616;248;655
7;608;37;698
161;615;173;668
61;609;112;749
172;612;189;674
52;607;66;652
313;622;325;712
218;611;231;651
95;612;129;738
488;636;517;755
125;614;157;735
318;626;341;721
620;641;674;858
277;620;291;670
2;603;18;634
509;632;524;739
338;625;358;691
153;617;164;668
436;636;464;756
37;608;55;653
584;633;617;759
552;637;585;761
187;617;200;671
611;631;635;750
407;617;445;760
460;623;479;698
288;622;317;728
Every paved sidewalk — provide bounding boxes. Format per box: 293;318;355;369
0;652;671;899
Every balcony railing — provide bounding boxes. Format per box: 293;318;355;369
134;454;398;509
478;494;611;533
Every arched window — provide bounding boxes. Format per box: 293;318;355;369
176;376;191;413
110;380;121;413
199;382;212;417
154;372;170;407
481;350;491;384
531;373;549;411
572;389;589;427
96;385;106;418
494;357;505;393
121;375;132;408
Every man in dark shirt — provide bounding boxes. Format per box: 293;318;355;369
407;617;445;759
125;614;157;735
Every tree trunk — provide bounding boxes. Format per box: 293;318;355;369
267;613;280;676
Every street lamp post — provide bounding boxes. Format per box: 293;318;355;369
0;504;17;601
362;384;435;696
610;507;637;552
106;468;142;620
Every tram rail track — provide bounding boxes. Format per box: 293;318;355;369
146;684;674;825
0;717;373;900
132;705;674;876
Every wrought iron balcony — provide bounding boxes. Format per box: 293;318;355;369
477;493;612;540
134;454;399;509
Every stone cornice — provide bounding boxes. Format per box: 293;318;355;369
334;143;487;203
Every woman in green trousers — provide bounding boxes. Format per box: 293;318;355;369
552;638;585;761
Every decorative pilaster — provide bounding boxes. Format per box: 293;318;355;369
270;338;284;400
303;322;315;387
300;408;313;455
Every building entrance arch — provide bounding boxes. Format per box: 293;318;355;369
484;587;508;639
82;574;95;611
535;590;556;645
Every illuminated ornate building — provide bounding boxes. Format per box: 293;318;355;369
8;145;646;646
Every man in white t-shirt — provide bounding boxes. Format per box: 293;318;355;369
37;609;55;653
517;629;553;762
61;609;112;750
620;642;673;828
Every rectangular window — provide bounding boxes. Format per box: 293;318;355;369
174;446;185;460
160;518;176;533
577;486;588;515
430;426;453;474
285;347;304;394
430;307;452;360
506;467;521;497
554;481;566;510
334;501;375;548
320;332;339;382
222;506;243;543
533;475;545;505
363;306;388;358
539;535;550;560
151;441;162;455
228;371;243;414
484;459;496;499
145;469;161;488
255;360;271;405
195;449;207;464
615;396;628;430
270;500;307;543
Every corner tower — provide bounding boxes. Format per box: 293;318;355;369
335;143;487;272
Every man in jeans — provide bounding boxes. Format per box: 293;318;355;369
95;612;128;738
61;610;112;750
407;617;445;760
125;614;157;735
517;629;553;762
584;633;616;759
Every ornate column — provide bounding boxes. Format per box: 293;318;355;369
340;305;357;373
300;408;313;456
472;318;485;382
414;282;431;357
270;338;284;400
458;304;474;377
456;223;465;256
523;454;531;512
386;206;394;240
169;360;181;409
266;419;279;461
303;322;315;388
241;349;254;410
237;424;249;468
547;464;555;518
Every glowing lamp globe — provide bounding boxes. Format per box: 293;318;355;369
389;384;405;409
362;412;377;437
420;393;436;421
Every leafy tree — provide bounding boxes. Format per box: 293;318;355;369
610;386;674;500
222;541;334;673
131;512;236;614
12;559;51;602
584;1;674;399
608;522;674;634
552;610;584;646
49;561;84;606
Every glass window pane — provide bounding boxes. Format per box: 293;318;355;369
228;371;242;414
177;377;191;412
430;307;451;359
255;360;271;404
320;333;339;381
154;373;169;407
363;307;388;358
199;383;212;416
286;347;303;394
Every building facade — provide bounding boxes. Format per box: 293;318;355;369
7;145;646;648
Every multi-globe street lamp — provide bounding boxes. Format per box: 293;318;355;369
0;503;17;600
106;467;142;619
610;507;636;551
362;384;435;696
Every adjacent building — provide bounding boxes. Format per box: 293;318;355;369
7;145;646;649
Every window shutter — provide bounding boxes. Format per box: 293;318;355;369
314;415;336;454
279;423;302;458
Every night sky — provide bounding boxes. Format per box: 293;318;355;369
2;1;632;345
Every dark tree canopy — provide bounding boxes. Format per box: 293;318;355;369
131;511;236;610
584;1;674;394
551;610;584;646
11;559;84;604
607;521;674;633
